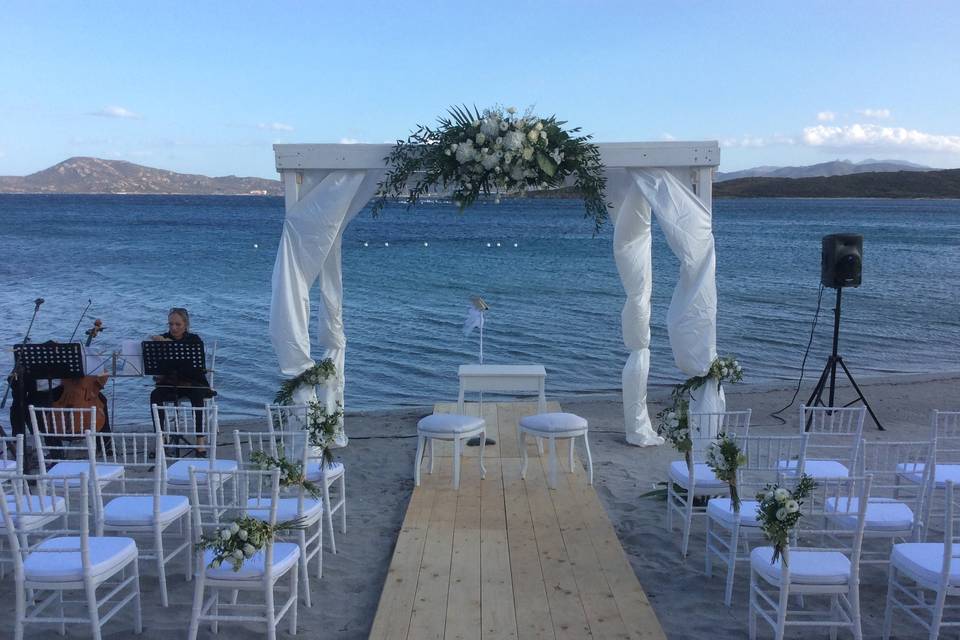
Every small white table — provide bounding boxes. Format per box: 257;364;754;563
457;364;547;414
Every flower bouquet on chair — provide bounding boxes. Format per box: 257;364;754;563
706;433;746;512
197;515;308;572
755;474;816;566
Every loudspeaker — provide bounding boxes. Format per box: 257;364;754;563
821;233;863;288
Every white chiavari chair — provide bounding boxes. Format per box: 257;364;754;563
0;472;142;640
778;405;864;479
87;430;192;607
266;402;346;554
188;467;299;640
29;405;124;487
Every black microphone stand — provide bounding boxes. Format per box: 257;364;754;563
1;298;45;411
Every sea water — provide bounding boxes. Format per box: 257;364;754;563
0;194;957;425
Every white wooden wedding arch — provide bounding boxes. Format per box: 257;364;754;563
269;141;722;446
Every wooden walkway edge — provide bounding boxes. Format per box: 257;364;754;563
370;402;666;640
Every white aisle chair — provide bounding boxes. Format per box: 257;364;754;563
87;431;192;607
915;410;960;538
884;479;960;639
266;402;346;554
30;405;124;487
234;429;324;607
152;402;237;504
0;473;142;640
706;434;806;606
778;405;865;479
0;434;25;577
749;475;873;640
667;409;752;558
188;468;299;640
839;439;932;565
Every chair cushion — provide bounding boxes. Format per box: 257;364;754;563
0;459;18;473
23;536;138;582
417;414;485;434
304;460;344;483
751;547;851;585
668;460;727;490
896;463;960;487
825;497;915;532
891;543;960;587
245;497;323;523
167;459;238;485
1;495;66;531
203;541;300;579
895;462;927;484
706;498;761;527
103;495;190;526
778;459;850;479
48;462;124;485
519;412;588;432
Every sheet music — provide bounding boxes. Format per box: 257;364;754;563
116;340;144;376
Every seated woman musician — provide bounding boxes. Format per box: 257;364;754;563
149;307;216;450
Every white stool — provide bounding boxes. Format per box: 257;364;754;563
415;414;486;490
519;412;592;489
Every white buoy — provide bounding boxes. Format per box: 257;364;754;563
496;242;501;247
513;243;518;248
253;243;258;248
423;242;428;247
384;242;389;247
486;242;491;248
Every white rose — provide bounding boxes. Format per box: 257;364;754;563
506;106;517;114
522;147;534;161
776;508;787;521
475;133;486;145
230;522;240;533
499;121;508;132
233;549;244;560
220;528;232;540
444;149;451;156
774;488;790;503
504;152;514;163
765;490;776;501
450;143;458;151
238;529;248;541
785;500;799;514
456;145;474;164
481;118;499;137
504;131;524;151
495;137;503;145
243;544;256;558
733;360;739;368
535;121;544;131
527;130;539;143
494;166;501;174
481;154;499;170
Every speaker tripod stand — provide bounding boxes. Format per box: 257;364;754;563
806;287;884;430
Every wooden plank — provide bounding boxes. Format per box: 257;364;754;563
370;473;440;640
408;464;458;640
523;451;593;640
444;461;482;640
496;402;521;460
480;458;519;639
502;457;555;640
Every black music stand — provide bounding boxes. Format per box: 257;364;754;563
141;341;205;380
13;343;85;380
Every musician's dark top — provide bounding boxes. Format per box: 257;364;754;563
158;331;210;388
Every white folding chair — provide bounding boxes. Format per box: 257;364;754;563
266;403;346;554
666;409;752;558
152;402;237;502
30;405;124;487
917;410;960;538
234;429;324;607
884;479;960;639
778;405;865;479
188;467;299;640
842;439;931;565
1;434;24;477
749;475;873;640
87;431;192;607
0;473;142;640
705;434;806;606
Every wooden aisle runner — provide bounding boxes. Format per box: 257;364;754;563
370;402;665;640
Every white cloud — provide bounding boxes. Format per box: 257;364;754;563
339;137;361;144
721;134;796;148
803;123;960;153
856;108;892;119
89;105;141;119
257;122;294;132
817;111;836;122
660;132;676;141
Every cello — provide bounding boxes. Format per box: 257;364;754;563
51;319;109;433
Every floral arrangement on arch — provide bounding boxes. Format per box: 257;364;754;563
755;474;816;566
657;355;744;462
706;433;746;512
371;105;610;231
197;515;306;572
249;446;323;500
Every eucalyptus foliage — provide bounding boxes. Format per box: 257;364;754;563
274;359;337;406
371;105;610;231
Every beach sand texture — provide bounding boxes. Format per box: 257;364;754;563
0;372;956;639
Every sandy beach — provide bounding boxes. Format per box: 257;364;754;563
1;371;957;639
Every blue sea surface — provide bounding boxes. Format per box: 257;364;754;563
0;194;958;426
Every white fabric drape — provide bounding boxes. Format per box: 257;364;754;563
269;169;386;445
608;168;722;446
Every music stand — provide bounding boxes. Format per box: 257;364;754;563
13;343;85;379
141;341;205;380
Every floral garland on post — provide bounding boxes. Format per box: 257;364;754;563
306;400;343;466
197;516;307;572
755;474;816;566
274;359;337;406
657;356;744;469
371;105;610;232
706;433;746;512
250;446;322;500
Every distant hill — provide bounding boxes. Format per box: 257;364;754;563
0;157;283;195
716;159;933;182
714;168;960;198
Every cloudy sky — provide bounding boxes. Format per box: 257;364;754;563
2;1;958;178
